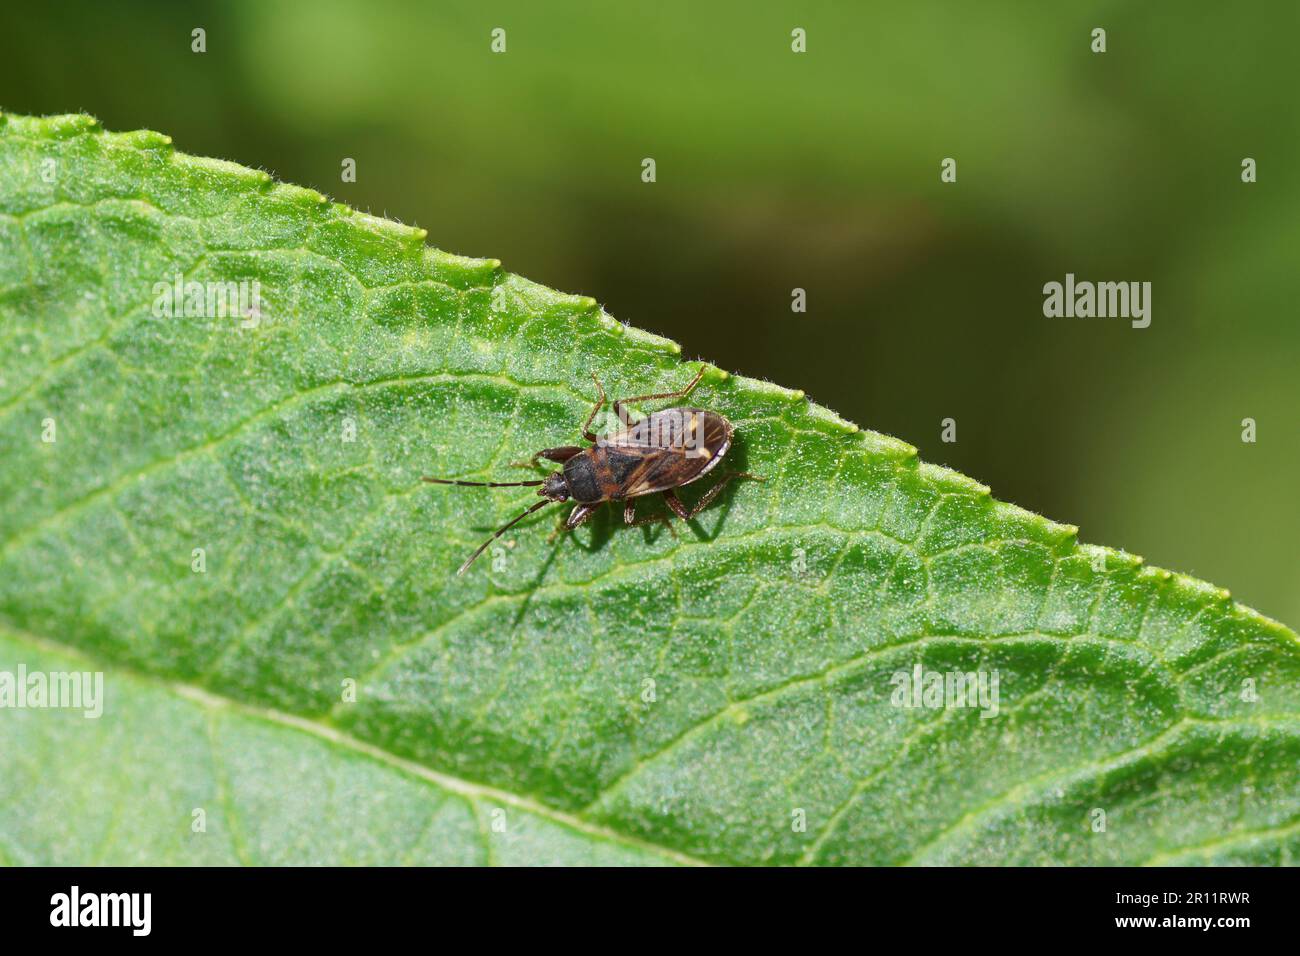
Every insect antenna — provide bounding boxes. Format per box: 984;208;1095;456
421;477;544;488
454;499;552;576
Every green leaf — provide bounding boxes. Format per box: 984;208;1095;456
1;113;1296;867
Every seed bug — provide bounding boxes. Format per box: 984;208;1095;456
423;366;762;574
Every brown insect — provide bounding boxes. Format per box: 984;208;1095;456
423;367;762;574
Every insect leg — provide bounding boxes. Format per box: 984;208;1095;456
662;489;691;521
581;372;607;442
621;502;681;538
670;472;765;520
510;446;583;469
625;496;678;538
566;503;598;529
547;503;595;543
612;366;706;425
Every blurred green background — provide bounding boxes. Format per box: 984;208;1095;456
3;1;1296;623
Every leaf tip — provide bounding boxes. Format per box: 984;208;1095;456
117;129;174;151
34;113;103;139
1230;603;1298;643
614;322;681;355
1089;545;1144;571
169;151;276;191
740;377;806;405
804;404;861;435
270;183;331;208
921;461;991;497
853;430;916;461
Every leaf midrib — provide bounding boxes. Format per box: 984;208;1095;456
0;618;712;868
11;608;1295;867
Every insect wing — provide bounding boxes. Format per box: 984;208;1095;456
604;408;732;497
